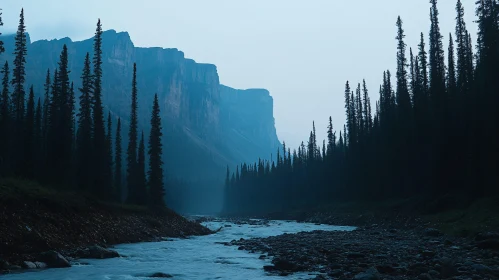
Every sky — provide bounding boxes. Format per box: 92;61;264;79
1;0;477;148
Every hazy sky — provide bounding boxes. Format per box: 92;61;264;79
2;0;477;148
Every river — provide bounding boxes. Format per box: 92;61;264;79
2;219;355;280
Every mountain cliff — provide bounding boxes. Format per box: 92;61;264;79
0;30;280;212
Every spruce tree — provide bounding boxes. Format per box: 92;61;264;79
409;48;416;96
395;16;411;115
92;19;108;197
418;33;429;100
362;80;371;133
114;118;122;202
24;85;35;178
58;44;73;187
429;0;446;106
76;53;94;191
34;98;42;180
42;69;51;151
106;111;113;196
447;34;457;98
327;116;334;156
10;9;28;175
0;9;4;54
455;0;469;95
137;132;147;205
127;63;139;203
11;8;27;125
148;94;165;206
0;61;10;174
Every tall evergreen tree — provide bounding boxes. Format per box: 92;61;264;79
455;0;470;95
76;53;94;191
58;45;74;187
106;111;113;195
447;34;457;98
429;0;447;108
11;8;27;125
327;116;334;156
0;61;10;174
23;85;35;178
395;16;411;114
92;19;108;197
114;118;123;202
42;69;51;151
34;98;42;180
148;94;165;207
0;9;4;54
127;63;139;203
362;80;371;133
137;132;147;205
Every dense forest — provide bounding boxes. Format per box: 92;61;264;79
0;9;166;207
223;0;499;215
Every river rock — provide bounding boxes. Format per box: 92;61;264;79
0;259;10;270
476;239;499;250
85;245;120;259
39;251;71;268
475;232;499;241
34;261;48;269
347;252;366;259
424;228;442;237
150;272;173;278
375;264;395;274
22;261;37;269
353;267;380;280
272;258;299;271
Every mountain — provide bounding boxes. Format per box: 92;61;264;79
0;30;280;213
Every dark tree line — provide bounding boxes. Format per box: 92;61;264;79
223;0;499;215
0;9;166;207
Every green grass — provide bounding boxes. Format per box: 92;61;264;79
0;178;161;216
425;197;499;237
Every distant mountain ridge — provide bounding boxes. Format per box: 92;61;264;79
0;30;280;212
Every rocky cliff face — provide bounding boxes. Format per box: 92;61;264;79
0;30;280;201
220;85;280;163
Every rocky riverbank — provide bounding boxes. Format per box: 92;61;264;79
0;179;211;274
230;225;499;279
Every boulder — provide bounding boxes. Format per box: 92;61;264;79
354;267;380;280
87;245;120;259
376;264;396;274
0;259;10;270
272;258;299;271
263;265;276;271
22;261;37;269
150;272;173;278
39;251;71;268
34;262;48;269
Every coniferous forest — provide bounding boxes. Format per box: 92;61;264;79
0;10;166;207
223;0;499;215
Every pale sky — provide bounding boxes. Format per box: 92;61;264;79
1;0;477;148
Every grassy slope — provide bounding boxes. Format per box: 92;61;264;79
267;194;499;237
0;178;211;264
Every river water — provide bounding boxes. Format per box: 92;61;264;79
3;219;355;280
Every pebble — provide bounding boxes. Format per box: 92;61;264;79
231;226;499;279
